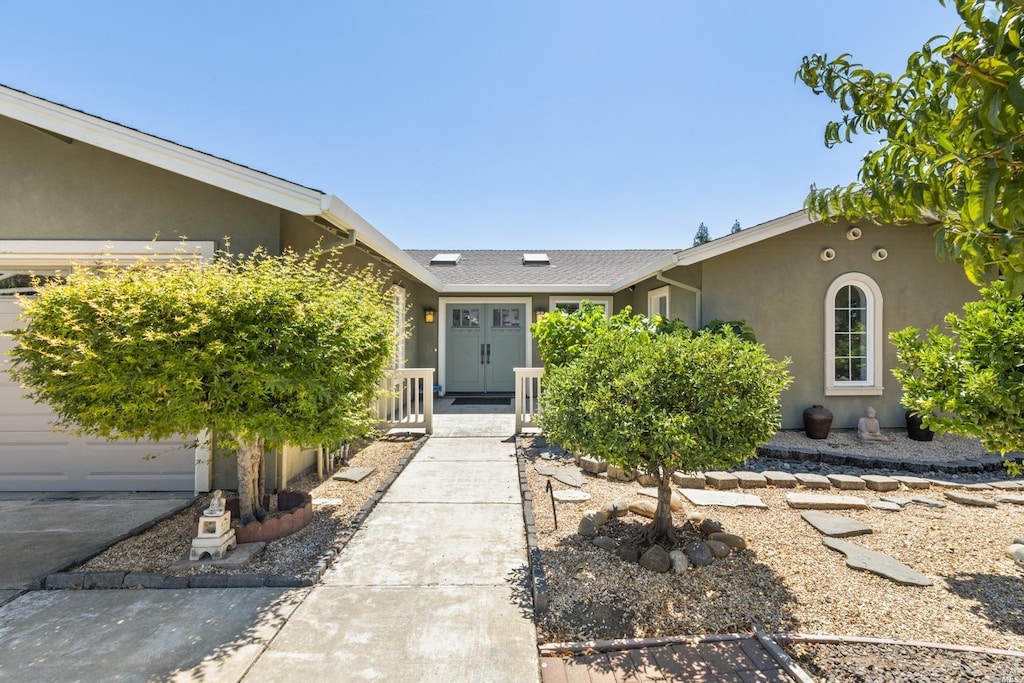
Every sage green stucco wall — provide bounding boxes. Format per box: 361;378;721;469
699;220;978;430
1;116;280;254
624;266;701;329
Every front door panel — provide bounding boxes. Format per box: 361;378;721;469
444;304;526;393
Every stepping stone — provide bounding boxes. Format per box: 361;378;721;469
962;483;993;490
910;496;946;508
944;491;998;508
578;456;607;474
827;474;867;490
679;488;768;509
332;467;375;482
988;481;1024;490
871;501;903;511
926;479;967;489
762;471;797;488
892;476;932;490
786;493;868;510
794;473;832;489
313;498;344;506
996;494;1024;506
638;488;685;511
861;475;899;492
734;471;767;489
704;472;739;490
822;537;932;587
553;489;591;503
801;510;873;537
536;464;586;488
672;471;706;489
880;497;914;507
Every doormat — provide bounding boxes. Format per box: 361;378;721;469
451;397;512;406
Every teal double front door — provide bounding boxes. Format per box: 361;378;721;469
444;303;526;393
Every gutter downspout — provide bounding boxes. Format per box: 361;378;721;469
656;270;702;327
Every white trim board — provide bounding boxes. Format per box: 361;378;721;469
0;240;215;269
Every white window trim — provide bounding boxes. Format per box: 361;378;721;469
548;295;613;318
825;272;884;396
647;285;670;318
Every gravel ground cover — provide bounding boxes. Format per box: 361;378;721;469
78;434;419;580
524;432;1024;680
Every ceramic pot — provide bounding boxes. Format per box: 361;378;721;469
803;404;833;440
905;410;935;441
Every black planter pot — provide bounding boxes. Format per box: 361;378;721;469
906;410;935;441
803;405;833;440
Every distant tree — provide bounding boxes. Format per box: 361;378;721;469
730;219;742;234
797;0;1024;294
693;222;710;246
5;248;396;523
540;320;791;546
891;281;1024;469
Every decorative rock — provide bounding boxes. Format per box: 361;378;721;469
588;510;610;527
669;549;689;574
1009;544;1024;568
332;466;375;482
617;545;639;563
636;473;660;487
1015;537;1024;546
708;532;747;550
995;494;1024;506
679;489;768;509
672;471;706;489
628;500;657;519
685;511;705;524
944;491;998;508
553;490;591;503
592;536;617;552
733;471;767;489
706;540;731;558
881;497;914;507
891;476;932;490
827;474;867;490
579;456;607;474
822;537;932;586
910;496;946;508
685;541;714;567
762;471;797;488
794;473;832;489
786;493;868;510
602;499;631;518
861;475;900;492
801;510;873;538
536;464;586;488
699;518;724;535
639;545;672;572
607;465;635;482
578;517;598;538
870;501;903;512
704;472;739;490
638;488;685;511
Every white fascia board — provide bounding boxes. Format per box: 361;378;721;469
609;252;685;291
675;209;812;266
319;195;443;291
0;239;215;269
436;284;616;294
0;86;323;216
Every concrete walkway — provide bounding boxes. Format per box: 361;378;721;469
244;416;540;681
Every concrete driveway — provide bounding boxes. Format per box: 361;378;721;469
0;492;193;600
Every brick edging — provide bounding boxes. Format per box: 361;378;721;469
514;436;549;613
37;434;430;592
773;633;1024;660
756;444;1024;474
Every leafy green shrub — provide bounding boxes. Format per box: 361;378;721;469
532;301;654;368
703;318;757;343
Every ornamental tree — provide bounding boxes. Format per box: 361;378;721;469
540;323;791;545
693;222;710;246
797;0;1024;293
891;281;1024;465
5;247;396;523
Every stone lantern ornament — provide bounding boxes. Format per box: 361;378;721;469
189;490;237;561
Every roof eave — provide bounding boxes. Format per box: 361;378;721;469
675;209;812;265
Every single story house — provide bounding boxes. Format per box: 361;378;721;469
0;84;980;493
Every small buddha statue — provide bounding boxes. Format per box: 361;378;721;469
857;407;890;442
203;489;226;517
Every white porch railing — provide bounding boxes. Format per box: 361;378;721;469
378;368;434;434
514;367;544;433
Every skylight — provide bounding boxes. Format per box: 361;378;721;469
430;253;461;265
522;253;550;265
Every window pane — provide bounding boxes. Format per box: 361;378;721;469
850;358;866;382
835;311;849;333
836;286;850;308
835;334;850;357
847;286;864;309
835;358;850;381
849;334;866;358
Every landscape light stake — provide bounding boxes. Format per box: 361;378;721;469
546;479;558;529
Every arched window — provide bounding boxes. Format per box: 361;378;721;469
825;273;883;395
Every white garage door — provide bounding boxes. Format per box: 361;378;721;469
0;297;195;491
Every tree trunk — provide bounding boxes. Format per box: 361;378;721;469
235;436;268;524
646;467;677;546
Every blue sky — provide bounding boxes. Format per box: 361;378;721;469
3;1;958;248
